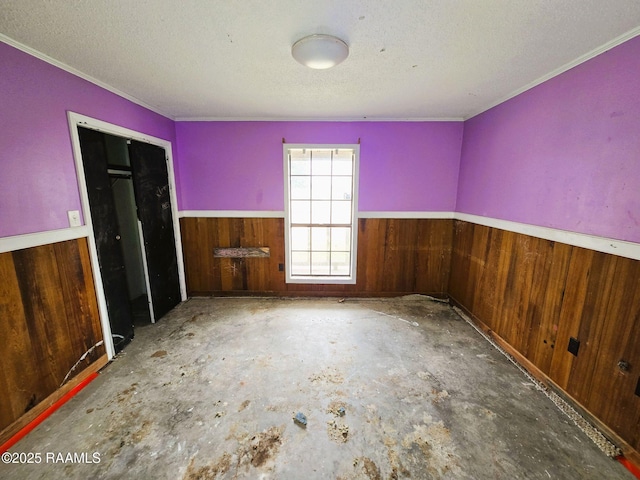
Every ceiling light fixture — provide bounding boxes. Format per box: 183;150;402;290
291;34;349;69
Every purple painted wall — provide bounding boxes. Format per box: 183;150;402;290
0;41;176;238
5;32;639;243
175;121;463;212
457;36;640;243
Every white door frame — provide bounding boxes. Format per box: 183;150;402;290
68;111;187;359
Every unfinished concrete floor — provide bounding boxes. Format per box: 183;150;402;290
2;296;632;479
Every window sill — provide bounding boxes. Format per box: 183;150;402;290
286;275;356;285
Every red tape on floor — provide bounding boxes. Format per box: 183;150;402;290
618;455;640;479
0;372;99;454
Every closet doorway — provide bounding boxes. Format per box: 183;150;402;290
70;114;185;357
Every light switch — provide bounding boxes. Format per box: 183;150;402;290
68;210;82;227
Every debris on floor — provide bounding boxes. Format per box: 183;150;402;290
309;366;344;384
293;411;307;427
327;420;349;443
327;400;347;417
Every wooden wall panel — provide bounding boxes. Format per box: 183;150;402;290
0;238;105;434
357;217;385;292
415;219;453;294
13;244;74;394
448;220;475;309
563;252;619;405
449;219;640;455
0;252;35;429
476;225;506;329
525;241;572;374
585;256;640;449
180;217;452;297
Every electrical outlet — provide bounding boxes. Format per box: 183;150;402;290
568;337;580;356
278;263;284;272
67;210;82;227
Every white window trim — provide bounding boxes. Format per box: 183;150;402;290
283;144;360;284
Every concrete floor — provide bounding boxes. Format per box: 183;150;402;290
1;296;632;479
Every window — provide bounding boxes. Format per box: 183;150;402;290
284;145;359;284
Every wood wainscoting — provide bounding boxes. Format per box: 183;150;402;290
449;219;640;460
179;217;452;297
0;238;107;443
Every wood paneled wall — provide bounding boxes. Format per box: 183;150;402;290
180;217;452;297
0;238;106;437
4;218;637;460
449;220;640;456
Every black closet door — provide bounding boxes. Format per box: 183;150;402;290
129;140;181;320
78;127;134;351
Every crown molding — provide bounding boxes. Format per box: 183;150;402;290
174;116;463;122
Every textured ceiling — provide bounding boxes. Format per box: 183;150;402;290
1;1;640;120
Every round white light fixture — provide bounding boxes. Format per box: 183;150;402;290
291;34;349;69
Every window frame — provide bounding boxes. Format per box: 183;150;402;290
283;144;359;284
